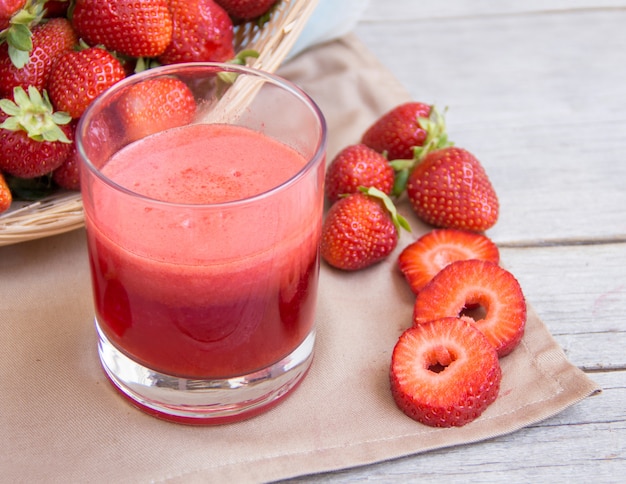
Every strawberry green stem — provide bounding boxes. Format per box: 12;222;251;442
358;186;411;234
389;105;453;195
1;0;46;68
218;50;260;84
0;86;71;143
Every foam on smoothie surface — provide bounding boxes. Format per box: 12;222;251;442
102;123;306;204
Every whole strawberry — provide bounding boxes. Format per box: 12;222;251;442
0;85;72;178
321;187;410;271
0;171;12;213
324;144;394;204
159;0;234;65
0;0;45;68
361;102;432;161
52;120;80;190
42;1;69;18
118;76;197;142
52;147;80;190
0;17;78;99
214;0;277;20
47;46;126;119
71;0;173;58
0;0;26;31
406;146;499;231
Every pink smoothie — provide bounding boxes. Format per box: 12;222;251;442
84;123;324;378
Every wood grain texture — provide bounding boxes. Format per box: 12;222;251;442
355;6;626;244
279;0;626;481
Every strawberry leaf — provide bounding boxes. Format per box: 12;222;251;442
6;22;32;50
414;106;454;162
8;43;30;69
0;86;71;143
229;49;260;65
386;106;454;197
392;167;410;197
358;186;411;234
219;50;261;84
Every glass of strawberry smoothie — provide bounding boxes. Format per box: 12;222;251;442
76;63;326;424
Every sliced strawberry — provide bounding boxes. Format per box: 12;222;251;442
398;229;500;294
390;317;501;427
413;259;526;357
324;144;394;204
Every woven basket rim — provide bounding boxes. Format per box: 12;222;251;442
0;0;318;247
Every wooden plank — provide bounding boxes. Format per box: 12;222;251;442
500;243;626;370
279;371;623;482
355;7;626;243
296;1;626;481
361;0;626;21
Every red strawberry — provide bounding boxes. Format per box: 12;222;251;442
214;0;277;20
159;0;234;65
413;259;526;357
321;187;410;271
42;1;69;18
0;170;12;213
362;102;432;161
52;148;79;190
0;85;72;178
71;0;173;58
390;317;501;427
47;46;126;119
398;228;500;294
324;144;394;204
0;0;26;30
406;146;499;231
117;76;197;142
0;17;77;99
52;121;79;190
0;0;45;68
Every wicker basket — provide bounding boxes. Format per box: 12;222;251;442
0;0;319;247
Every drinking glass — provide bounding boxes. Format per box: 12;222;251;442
77;63;326;424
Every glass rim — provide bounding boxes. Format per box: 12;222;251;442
76;62;327;209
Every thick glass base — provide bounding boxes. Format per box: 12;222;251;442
96;320;315;425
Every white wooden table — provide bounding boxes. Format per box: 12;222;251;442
284;0;626;481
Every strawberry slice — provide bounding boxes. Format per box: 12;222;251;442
398;229;500;294
390;317;501;427
413;259;526;357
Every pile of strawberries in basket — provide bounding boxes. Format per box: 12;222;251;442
321;102;527;427
0;0;278;213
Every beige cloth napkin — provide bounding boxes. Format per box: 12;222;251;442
0;34;599;483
